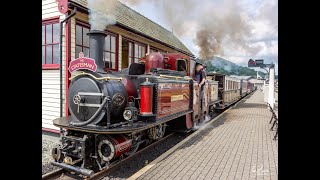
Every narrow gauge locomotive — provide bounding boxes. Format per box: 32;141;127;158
50;30;253;176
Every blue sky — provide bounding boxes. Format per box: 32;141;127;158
120;0;278;74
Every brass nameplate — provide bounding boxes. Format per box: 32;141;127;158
171;94;184;101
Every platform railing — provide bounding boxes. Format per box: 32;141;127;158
268;103;278;140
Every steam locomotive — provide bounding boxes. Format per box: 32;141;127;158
50;30;254;176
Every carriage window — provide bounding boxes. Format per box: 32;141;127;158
227;80;229;90
177;59;187;72
225;80;227;90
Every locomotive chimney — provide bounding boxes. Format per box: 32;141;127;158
87;30;107;73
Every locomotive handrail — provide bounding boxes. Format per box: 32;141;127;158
70;96;110;126
158;74;192;80
69;72;123;81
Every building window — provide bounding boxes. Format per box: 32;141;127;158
104;34;117;70
75;24;90;58
122;38;146;68
42;19;60;69
128;41;134;64
134;43;146;63
75;21;118;71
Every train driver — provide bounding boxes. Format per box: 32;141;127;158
195;64;206;110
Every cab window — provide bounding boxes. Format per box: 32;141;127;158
177;59;187;72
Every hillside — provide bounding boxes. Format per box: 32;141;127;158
204;56;266;77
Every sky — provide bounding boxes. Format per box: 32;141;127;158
119;0;278;74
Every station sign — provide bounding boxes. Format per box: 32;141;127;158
248;59;266;67
255;59;264;65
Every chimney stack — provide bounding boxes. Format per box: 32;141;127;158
87;30;107;73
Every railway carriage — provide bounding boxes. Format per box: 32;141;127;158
247;81;255;93
240;79;248;97
206;73;241;110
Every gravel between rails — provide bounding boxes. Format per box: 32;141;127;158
42;139;60;175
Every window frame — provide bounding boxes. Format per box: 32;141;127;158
122;37;147;66
42;17;60;69
75;20;90;58
176;59;188;72
75;20;119;71
103;31;118;71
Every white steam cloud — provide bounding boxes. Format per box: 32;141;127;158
87;0;117;31
120;0;278;66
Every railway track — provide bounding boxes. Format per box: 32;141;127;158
42;132;176;180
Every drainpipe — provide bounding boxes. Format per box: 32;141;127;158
60;8;77;118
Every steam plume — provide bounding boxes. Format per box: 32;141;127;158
119;0;277;62
87;0;117;31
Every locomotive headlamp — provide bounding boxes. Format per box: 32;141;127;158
123;110;133;120
123;101;138;121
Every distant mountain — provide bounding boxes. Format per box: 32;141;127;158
204;56;266;77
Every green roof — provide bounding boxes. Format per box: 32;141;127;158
71;0;194;56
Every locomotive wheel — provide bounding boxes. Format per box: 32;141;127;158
125;143;140;157
148;123;166;141
98;138;115;162
52;147;62;162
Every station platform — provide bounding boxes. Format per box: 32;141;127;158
128;91;278;180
